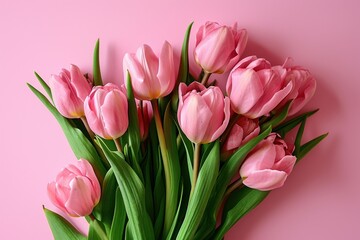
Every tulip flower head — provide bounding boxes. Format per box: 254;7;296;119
195;21;248;74
239;134;296;191
177;82;231;144
222;116;260;153
47;159;101;217
49;65;92;118
277;58;317;116
226;56;293;118
123;41;176;100
84;83;129;140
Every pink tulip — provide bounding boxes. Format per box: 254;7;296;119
136;99;153;141
177;82;231;144
277;58;317;116
239;134;296;191
226;56;293;118
222;116;260;153
123;41;176;100
84;83;128;140
49;65;92;118
47;159;101;217
194;21;248;74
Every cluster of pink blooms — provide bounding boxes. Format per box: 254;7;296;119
47;21;316;217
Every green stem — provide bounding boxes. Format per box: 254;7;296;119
89;214;109;240
200;72;211;85
81;116;110;168
114;138;123;153
224;178;243;200
190;143;201;196
151;99;172;233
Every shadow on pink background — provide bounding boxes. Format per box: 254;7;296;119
0;0;359;239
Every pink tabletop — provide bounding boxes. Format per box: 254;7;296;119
0;0;359;239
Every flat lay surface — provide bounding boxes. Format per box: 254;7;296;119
0;0;359;239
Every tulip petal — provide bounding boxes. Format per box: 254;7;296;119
273;155;296;175
208;96;231;142
79;159;101;201
240;140;276;177
227;69;264;114
47;182;67;213
179;93;213;143
69;64;92;101
65;176;95;217
101;89;128;139
223;124;244;151
243;169;288;191
158;41;176;97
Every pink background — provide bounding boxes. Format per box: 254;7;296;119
1;0;359;239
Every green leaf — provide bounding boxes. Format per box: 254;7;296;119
88;219;108;240
294;119;306;156
93;39;103;86
162;103;181;237
110;187;126;240
213;187;269;240
171;22;193;111
297;133;328;161
261;101;291;131
100;169;117;233
34;71;52;99
43;207;86;240
195;126;271;239
176;141;220;240
27;83;106;180
175;120;194;182
166;184;184;240
274;109;318;137
97;138;155;240
142;146;154;221
123;72;143;179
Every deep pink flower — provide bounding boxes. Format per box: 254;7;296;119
84;83;128;140
123;41;176;100
240;134;296;191
177;82;231;144
47;159;101;217
195;21;248;74
226;56;293;118
49;65;92;118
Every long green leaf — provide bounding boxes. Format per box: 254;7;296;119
27;83;106;180
195;126;271;239
294;119;306;156
297;133;328;161
261;101;291;131
176;141;220;240
274;109;318;137
100;169;117;233
213;188;269;240
171;22;193;111
34;71;52;99
97;138;155;240
43;207;86;240
110;187;126;240
93;39;103;86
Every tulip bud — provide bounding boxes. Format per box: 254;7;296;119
226;56;293;118
47;159;101;217
49;65;92;118
239;134;296;191
136;99;153;141
123;41;177;100
194;21;248;74
222;117;260;154
177;82;231;144
277;58;317;116
84;83;128;140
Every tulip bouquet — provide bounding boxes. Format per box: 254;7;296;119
28;21;327;240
